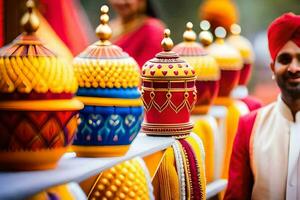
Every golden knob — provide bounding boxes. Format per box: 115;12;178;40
230;24;241;35
21;0;40;34
96;5;112;43
183;22;196;42
161;29;173;52
199;20;213;46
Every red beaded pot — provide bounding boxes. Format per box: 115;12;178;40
0;1;83;170
207;27;242;97
173;22;220;115
226;24;255;86
141;29;197;138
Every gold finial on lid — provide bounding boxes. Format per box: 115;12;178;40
183;22;196;42
161;29;173;52
199;20;213;47
230;24;241;35
96;5;112;45
21;0;40;34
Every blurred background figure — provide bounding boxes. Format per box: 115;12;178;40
39;0;96;56
108;0;165;67
199;0;239;34
2;0;95;58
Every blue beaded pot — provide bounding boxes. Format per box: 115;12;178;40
72;6;143;157
73;105;143;156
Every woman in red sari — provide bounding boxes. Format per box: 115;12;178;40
109;0;165;68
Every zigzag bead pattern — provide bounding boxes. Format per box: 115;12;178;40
141;86;197;113
0;56;77;94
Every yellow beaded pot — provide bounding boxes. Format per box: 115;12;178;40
207;27;242;97
87;158;154;200
173;22;220;115
0;0;83;170
72;5;143;157
226;24;254;86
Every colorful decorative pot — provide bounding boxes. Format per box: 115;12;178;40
72;5;143;157
87;158;154;200
207;27;242;97
141;29;196;138
226;24;254;86
173;22;220;115
0;0;83;170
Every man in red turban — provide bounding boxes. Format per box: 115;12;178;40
224;13;300;199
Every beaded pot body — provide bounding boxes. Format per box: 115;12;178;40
226;29;254;86
0;14;82;170
72;6;143;157
141;32;197;137
87;158;154;200
208;38;242;97
173;41;220;115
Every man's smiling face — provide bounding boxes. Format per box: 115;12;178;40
271;40;300;98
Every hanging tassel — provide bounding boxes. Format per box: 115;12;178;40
153;147;180;200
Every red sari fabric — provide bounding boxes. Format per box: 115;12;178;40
40;0;94;56
179;139;203;199
224;111;257;200
114;18;165;68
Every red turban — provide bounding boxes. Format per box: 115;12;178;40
267;13;300;61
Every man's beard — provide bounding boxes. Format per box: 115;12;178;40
276;72;300;99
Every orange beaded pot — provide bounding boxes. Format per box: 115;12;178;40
141;30;197;138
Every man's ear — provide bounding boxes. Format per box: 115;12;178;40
270;62;275;73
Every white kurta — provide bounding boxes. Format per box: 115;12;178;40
251;96;300;200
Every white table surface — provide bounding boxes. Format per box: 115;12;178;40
0;134;175;200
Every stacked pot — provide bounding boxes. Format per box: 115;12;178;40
72;6;143;157
141;29;197;138
0;0;83;170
